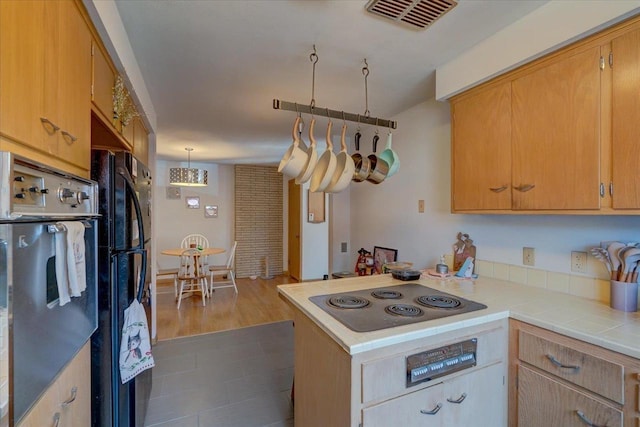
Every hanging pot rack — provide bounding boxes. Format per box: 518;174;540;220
272;46;397;130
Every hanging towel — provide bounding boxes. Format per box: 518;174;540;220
64;222;86;296
54;228;72;306
119;299;154;383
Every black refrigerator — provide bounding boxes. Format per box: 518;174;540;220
91;150;153;426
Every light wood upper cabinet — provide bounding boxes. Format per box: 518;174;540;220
133;117;150;165
0;0;91;174
0;0;47;151
451;15;640;214
452;82;511;211
611;27;640;209
49;0;92;170
511;47;601;210
91;39;117;128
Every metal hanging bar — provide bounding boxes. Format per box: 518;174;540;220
272;99;397;129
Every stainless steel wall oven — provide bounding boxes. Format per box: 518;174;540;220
0;152;98;426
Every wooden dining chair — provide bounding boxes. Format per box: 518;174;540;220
209;241;238;294
181;233;210;289
176;248;208;309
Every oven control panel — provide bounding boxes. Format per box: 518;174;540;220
406;338;477;387
1;151;98;218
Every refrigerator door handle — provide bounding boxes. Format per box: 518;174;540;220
116;166;147;303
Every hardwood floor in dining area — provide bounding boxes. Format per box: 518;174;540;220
156;274;297;341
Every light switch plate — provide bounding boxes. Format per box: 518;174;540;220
523;247;535;266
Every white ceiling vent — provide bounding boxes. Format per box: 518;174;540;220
365;0;458;30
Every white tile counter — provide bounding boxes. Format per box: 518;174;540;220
278;274;640;358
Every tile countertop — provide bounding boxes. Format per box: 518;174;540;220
277;275;640;358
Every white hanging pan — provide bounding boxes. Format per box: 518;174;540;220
310;119;337;192
295;117;318;184
278;116;308;178
326;122;355;193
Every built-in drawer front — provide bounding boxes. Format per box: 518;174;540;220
518;365;622;427
362;324;506;404
518;330;624;404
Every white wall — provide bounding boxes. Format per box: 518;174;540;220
330;188;351;273
155;160;234;270
301;182;330;280
436;1;640;99
347;99;640;279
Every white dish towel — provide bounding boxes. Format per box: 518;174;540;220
54;222;86;306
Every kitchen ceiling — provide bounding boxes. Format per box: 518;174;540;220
114;0;547;164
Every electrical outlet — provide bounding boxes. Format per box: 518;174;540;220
418;199;425;213
571;251;588;273
523;247;535;266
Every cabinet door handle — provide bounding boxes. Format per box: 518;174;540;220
61;386;77;407
40;117;60;132
546;354;580;372
61;130;78;143
576;410;605;427
513;184;535;192
420;403;442;415
489;185;508;193
53;412;61;427
446;393;467;404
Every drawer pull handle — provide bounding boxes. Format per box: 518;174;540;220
447;393;467;404
547;354;580;371
40;117;60;132
420;403;442;415
61;130;78;143
489;185;508;193
61;386;78;407
576;410;605;427
53;412;61;427
513;184;535;192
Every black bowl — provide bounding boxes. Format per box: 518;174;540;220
391;269;422;281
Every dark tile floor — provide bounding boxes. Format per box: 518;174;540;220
144;321;294;427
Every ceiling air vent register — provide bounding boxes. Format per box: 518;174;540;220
365;0;457;30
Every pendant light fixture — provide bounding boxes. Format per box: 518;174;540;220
169;147;208;187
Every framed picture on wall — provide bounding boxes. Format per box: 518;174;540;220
373;246;398;274
204;205;218;218
185;196;200;209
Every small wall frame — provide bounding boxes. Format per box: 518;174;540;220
204;205;218;218
307;190;325;223
185;196;200;209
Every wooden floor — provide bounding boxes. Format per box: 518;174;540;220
155;274;296;341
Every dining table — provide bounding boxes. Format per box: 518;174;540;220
161;247;225;257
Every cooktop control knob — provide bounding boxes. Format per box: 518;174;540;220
14;176;25;182
59;187;76;204
28;186;39;193
76;191;90;203
40;188;49;194
15;193;26;199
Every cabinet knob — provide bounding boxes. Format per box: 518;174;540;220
489;185;508;193
513;184;535;192
420;403;442;415
61;130;77;143
40;117;60;132
61;386;78;407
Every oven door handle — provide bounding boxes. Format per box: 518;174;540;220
116;166;147;303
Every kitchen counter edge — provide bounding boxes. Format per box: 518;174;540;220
277;275;640;359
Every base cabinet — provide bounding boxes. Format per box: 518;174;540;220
517;365;622;427
17;342;91;427
363;362;506;427
509;320;640;427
